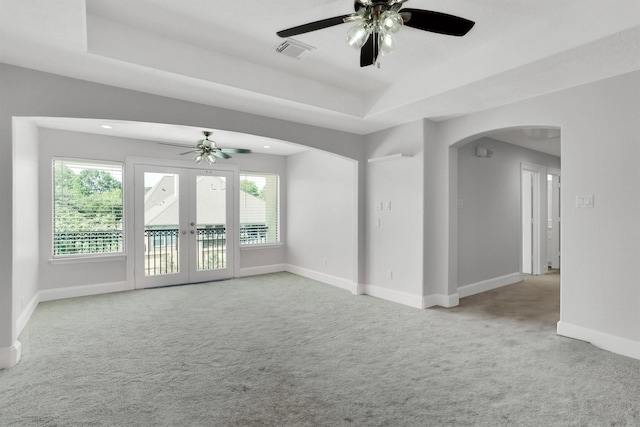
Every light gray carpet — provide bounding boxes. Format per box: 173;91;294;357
1;272;639;426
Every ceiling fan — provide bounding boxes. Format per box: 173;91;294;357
174;131;252;166
276;0;475;67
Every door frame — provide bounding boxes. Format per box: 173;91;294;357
520;162;547;276
125;157;241;289
547;167;561;270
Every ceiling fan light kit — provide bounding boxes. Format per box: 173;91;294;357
179;131;252;166
277;0;475;67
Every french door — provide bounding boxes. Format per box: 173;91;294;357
134;165;234;289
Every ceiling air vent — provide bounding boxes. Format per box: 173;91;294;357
275;38;315;59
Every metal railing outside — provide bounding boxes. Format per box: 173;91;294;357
53;230;123;255
53;225;270;275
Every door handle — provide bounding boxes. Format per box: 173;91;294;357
181;230;187;235
190;230;195;234
190;222;195;226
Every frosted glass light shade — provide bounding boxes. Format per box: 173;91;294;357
379;32;396;56
346;22;371;49
380;11;403;34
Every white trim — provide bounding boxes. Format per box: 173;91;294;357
0;341;22;369
557;321;640;361
284;264;357;294
362;284;424;309
239;243;284;251
39;281;129;303
49;254;126;265
17;292;41;336
423;293;460;308
457;272;522;298
237;264;285;277
367;153;412;163
521;162;548;276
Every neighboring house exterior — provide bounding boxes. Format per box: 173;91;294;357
145;175;266;229
142;175;268;274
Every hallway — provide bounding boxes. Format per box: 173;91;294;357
444;271;561;331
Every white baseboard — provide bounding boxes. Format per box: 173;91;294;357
362;284;424;309
17;292;41;336
557;321;640;361
0;341;21;369
16;281;129;339
237;264;285;277
284;264;357;294
39;281;129;302
423;293;460;308
457;272;522;298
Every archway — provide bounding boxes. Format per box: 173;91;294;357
449;126;561;309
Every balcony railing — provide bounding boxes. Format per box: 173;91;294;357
53;230;124;255
239;224;269;245
54;225;269;271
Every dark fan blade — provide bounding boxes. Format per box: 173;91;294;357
213;151;231;160
360;33;378;67
400;9;475;36
277;15;352;38
180;149;199;155
220;148;252;154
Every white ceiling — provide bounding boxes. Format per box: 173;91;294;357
1;0;639;153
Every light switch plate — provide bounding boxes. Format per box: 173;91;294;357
576;195;594;208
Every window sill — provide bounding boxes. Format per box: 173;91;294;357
240;243;283;251
49;254;127;265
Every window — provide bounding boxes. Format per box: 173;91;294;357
239;173;279;245
52;159;124;256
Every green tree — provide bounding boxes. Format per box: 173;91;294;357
240;180;261;199
54;164;123;232
77;169;122;195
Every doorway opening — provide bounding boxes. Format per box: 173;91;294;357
453;126;561;309
134;165;235;289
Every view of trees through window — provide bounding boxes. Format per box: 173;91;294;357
53;159;124;256
240;173;279;245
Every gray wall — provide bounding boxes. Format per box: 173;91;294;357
365;120;425;297
286;150;357;282
457;137;560;287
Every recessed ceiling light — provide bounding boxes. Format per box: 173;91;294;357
264;145;271;149
101;125;113;129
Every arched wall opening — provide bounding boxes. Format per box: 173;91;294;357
449;126;561;307
10;117;361;366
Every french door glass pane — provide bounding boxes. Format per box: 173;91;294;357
144;173;179;276
196;175;226;271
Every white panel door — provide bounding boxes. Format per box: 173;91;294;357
134;165;234;289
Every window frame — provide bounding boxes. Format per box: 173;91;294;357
239;171;281;247
51;157;126;260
